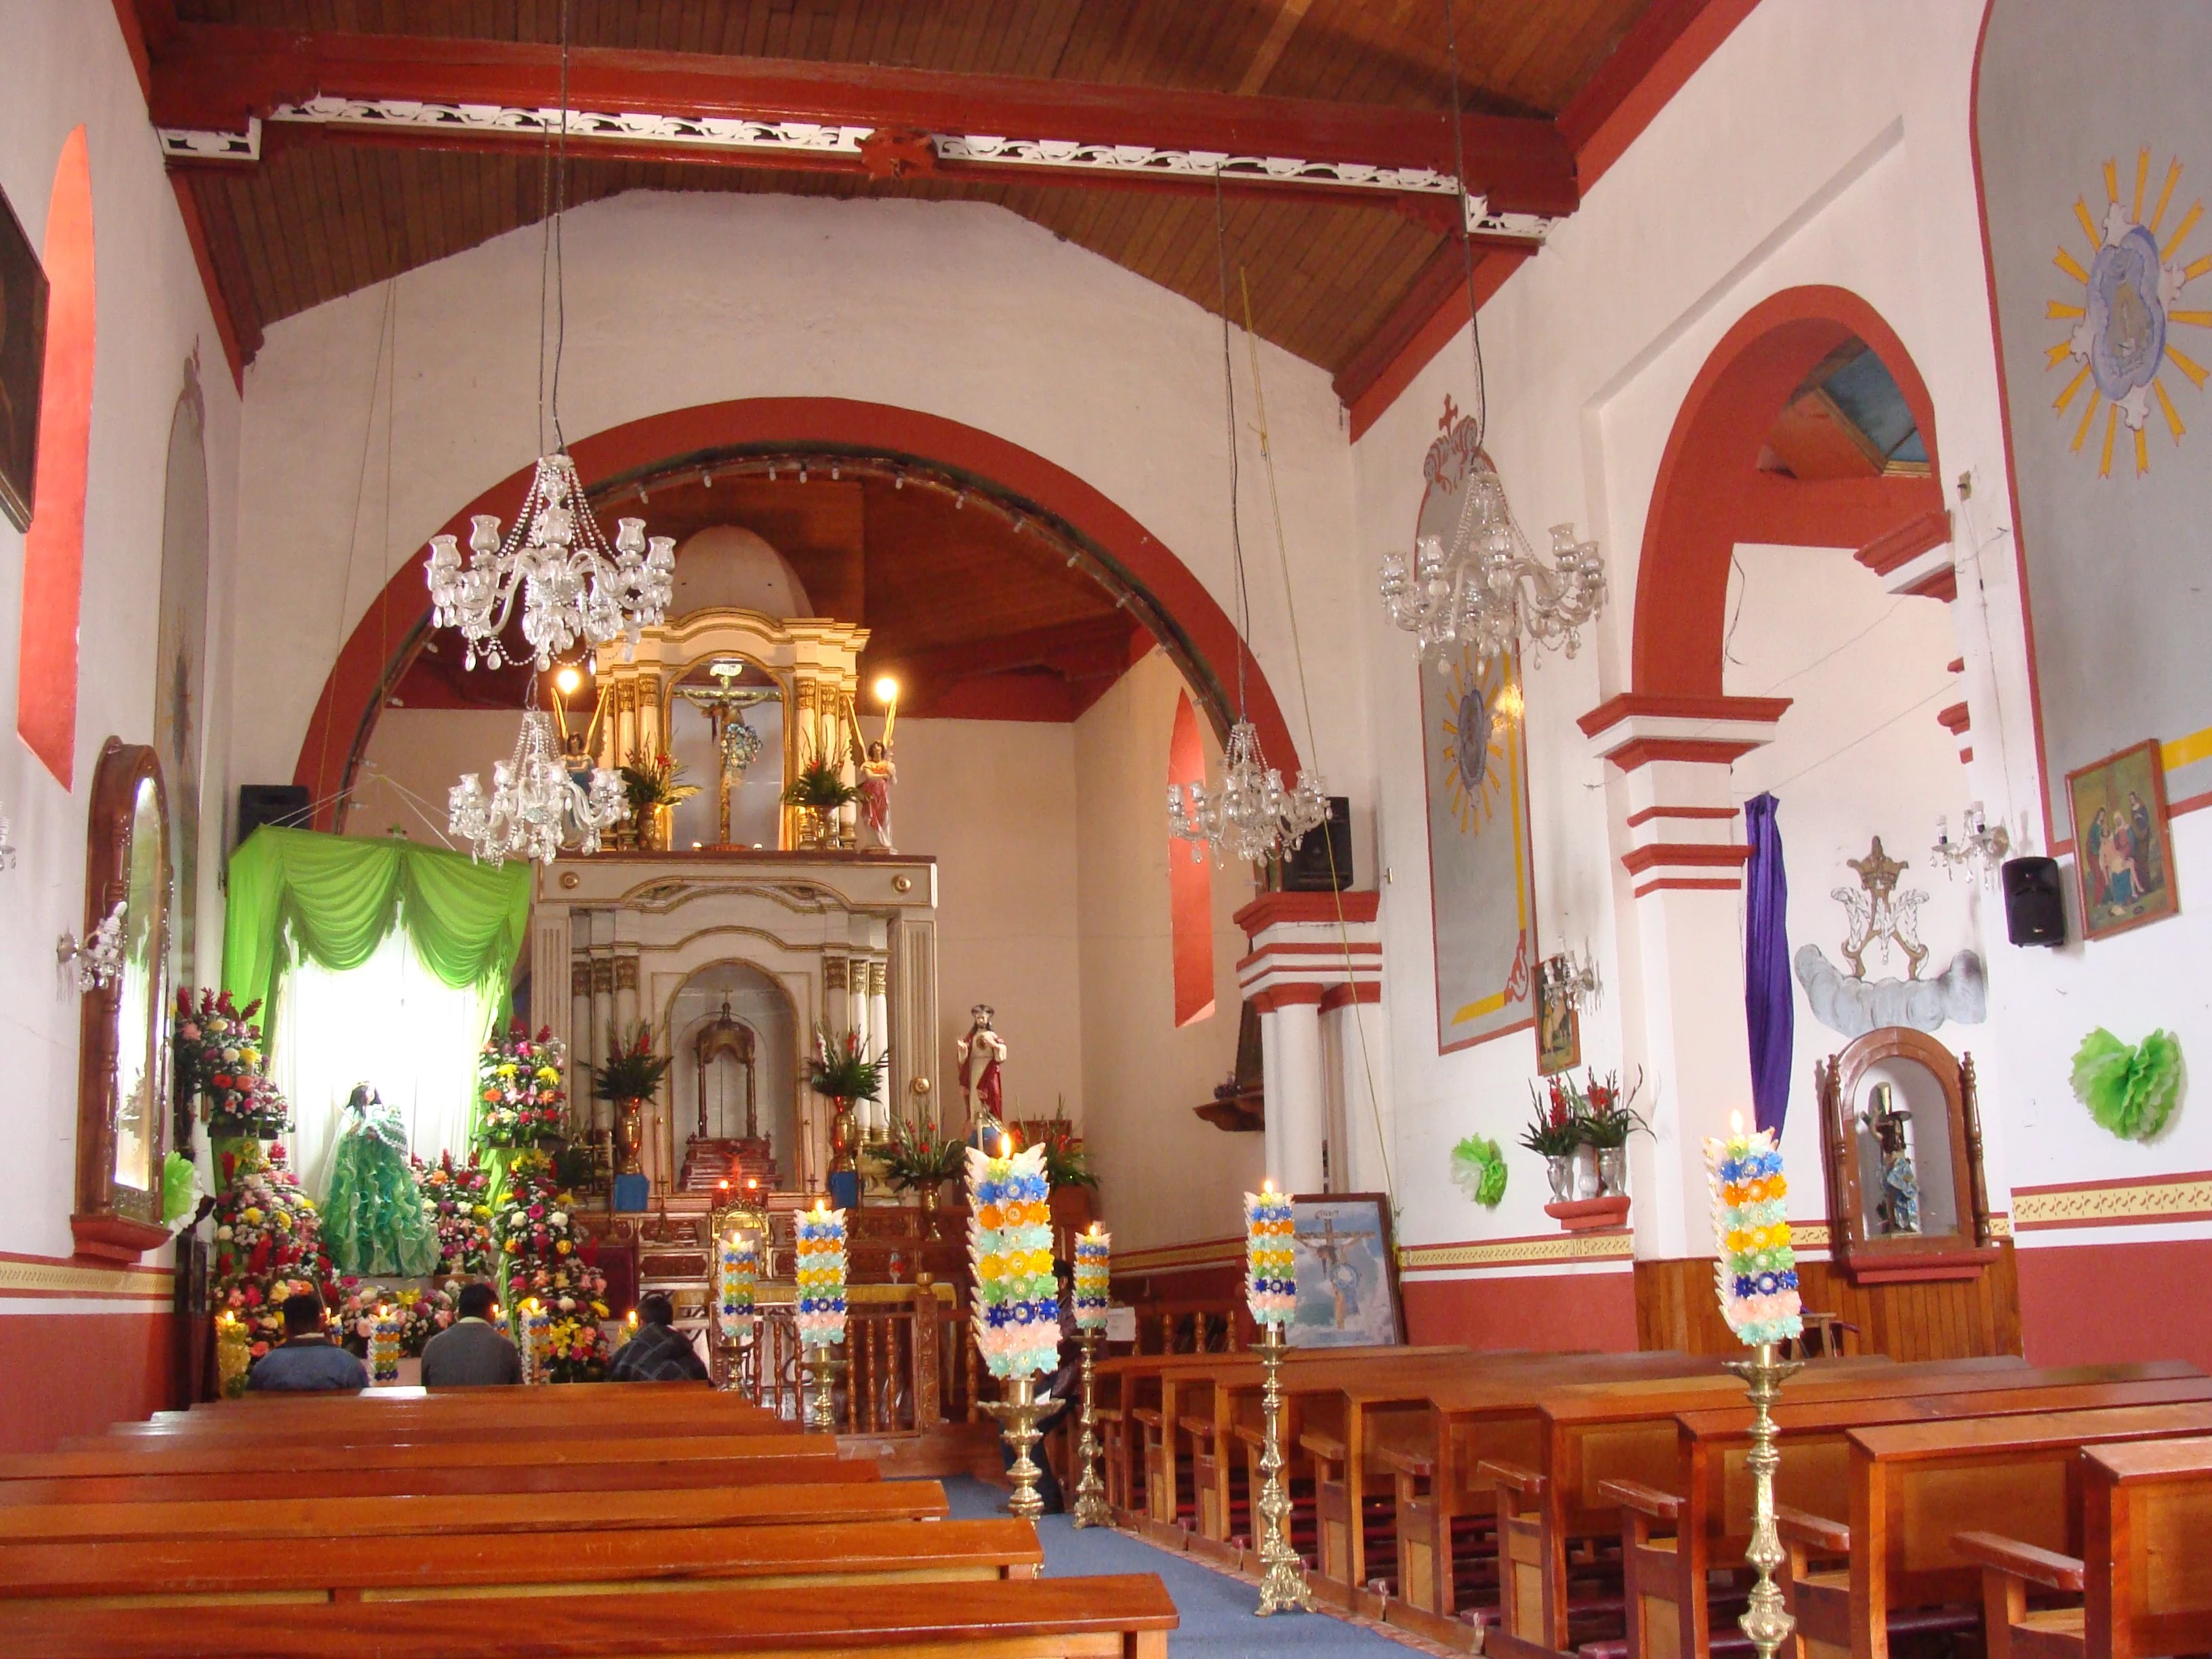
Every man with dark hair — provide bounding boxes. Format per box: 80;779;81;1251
607;1291;710;1382
247;1291;371;1391
419;1281;524;1387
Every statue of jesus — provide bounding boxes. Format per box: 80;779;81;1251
957;1004;1006;1140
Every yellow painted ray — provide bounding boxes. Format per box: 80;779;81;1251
2163;201;2203;261
2135;148;2151;222
2054;246;2089;283
2135;424;2150;476
2048;300;2085;319
2075;196;2102;249
2104;159;2121;207
2156;377;2186;441
2053;362;2091;413
2186;253;2212;283
2169;309;2212;327
2152;157;2184;233
2167;344;2209;389
2100;403;2119;477
2072;388;2103;452
2045;340;2074;369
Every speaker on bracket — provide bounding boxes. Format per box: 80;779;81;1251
2001;855;2067;947
235;784;312;852
1282;796;1353;893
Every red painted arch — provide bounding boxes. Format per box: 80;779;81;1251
293;397;1302;822
1634;285;1944;697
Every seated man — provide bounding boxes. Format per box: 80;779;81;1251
248;1291;371;1391
607;1291;710;1382
419;1281;523;1387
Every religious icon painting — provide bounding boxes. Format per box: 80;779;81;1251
2066;739;2181;940
1283;1193;1404;1350
1416;413;1538;1056
1535;970;1582;1078
0;182;48;533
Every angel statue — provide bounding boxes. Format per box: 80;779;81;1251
323;1084;440;1277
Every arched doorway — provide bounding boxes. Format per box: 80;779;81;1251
293;398;1304;825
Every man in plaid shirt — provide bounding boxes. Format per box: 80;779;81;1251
607;1292;710;1382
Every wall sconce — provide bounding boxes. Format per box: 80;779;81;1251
59;899;127;992
1538;946;1603;1012
0;803;14;872
1931;803;2011;885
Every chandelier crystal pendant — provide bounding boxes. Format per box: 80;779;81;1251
449;711;626;867
1169;720;1330;868
426;453;674;671
1930;802;2011;884
1378;465;1605;668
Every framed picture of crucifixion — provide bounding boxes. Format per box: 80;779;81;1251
1284;1193;1406;1349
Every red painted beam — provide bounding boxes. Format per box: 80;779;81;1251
148;26;1578;216
1731;472;1944;550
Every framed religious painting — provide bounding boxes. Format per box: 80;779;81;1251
2066;739;2180;940
0;180;49;531
1535;968;1581;1076
1284;1193;1405;1349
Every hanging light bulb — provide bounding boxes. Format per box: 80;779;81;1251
449;711;626;867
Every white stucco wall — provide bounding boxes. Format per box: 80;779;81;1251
0;5;243;1261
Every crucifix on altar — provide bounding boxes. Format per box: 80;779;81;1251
672;659;782;847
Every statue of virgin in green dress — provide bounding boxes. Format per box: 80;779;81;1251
324;1084;439;1277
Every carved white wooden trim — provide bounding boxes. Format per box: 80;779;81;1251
159;118;262;161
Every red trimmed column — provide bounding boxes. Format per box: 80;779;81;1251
1579;694;1788;1256
1235;893;1385;1195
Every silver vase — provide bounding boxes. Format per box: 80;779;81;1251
1547;1155;1578;1202
1597;1145;1629;1198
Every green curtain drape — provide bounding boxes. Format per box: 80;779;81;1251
222;826;531;1030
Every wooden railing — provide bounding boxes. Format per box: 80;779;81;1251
725;1282;972;1432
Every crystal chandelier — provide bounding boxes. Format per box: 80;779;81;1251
1931;802;2011;883
1168;171;1328;868
1380;478;1605;667
1376;0;1606;669
1170;721;1330;867
426;454;674;670
449;712;626;867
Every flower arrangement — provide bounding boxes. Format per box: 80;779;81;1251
492;1151;612;1382
880;1113;964;1191
1036;1118;1099;1191
619;752;699;813
476;1021;569;1147
1450;1134;1510;1207
593;1023;674;1107
809;1026;890;1105
413;1153;494;1275
1517;1077;1585;1158
794;1203;849;1347
2070;1027;2183;1143
211;1143;339;1357
1519;1069;1650;1155
966;1143;1058;1377
1704;1115;1803;1347
336;1279;464;1359
1244;1183;1296;1327
781;738;859;811
174;987;291;1139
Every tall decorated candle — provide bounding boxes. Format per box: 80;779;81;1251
966;1136;1060;1378
1244;1181;1296;1327
718;1231;758;1343
523;1298;550;1383
794;1204;848;1347
370;1305;400;1385
1072;1223;1111;1334
1704;1113;1803;1345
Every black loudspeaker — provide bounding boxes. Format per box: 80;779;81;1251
235;784;312;851
2002;855;2067;947
1283;796;1353;892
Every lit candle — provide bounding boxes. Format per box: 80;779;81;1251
370;1305;399;1385
966;1136;1059;1378
718;1229;758;1343
1244;1179;1296;1328
619;1309;638;1349
795;1203;848;1348
1073;1223;1111;1334
525;1298;550;1385
1704;1113;1804;1346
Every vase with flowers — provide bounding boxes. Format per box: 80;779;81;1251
809;1026;890;1172
882;1113;964;1216
782;732;859;851
1519;1078;1591;1203
619;753;698;851
1574;1069;1650;1199
593;1024;674;1176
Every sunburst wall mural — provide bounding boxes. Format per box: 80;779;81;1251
2047;147;2209;478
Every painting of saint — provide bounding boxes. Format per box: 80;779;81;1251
1285;1195;1404;1349
2067;739;2181;940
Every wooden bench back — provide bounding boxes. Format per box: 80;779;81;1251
12;1433;834;1480
2085;1434;2212;1652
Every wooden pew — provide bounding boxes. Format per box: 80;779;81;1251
0;1572;1181;1658
0;1517;1045;1609
1603;1372;2212;1659
1463;1361;2195;1658
1960;1433;2212;1659
104;1385;777;1441
0;1437;870;1504
1780;1399;2212;1659
0;1478;949;1546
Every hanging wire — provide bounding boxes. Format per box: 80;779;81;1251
1441;0;1487;449
550;0;571;453
1212;165;1253;724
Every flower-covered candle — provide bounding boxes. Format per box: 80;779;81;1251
1245;1182;1296;1327
370;1305;399;1385
795;1204;848;1347
718;1230;758;1343
967;1139;1060;1378
1704;1114;1803;1346
525;1298;551;1384
1072;1223;1111;1334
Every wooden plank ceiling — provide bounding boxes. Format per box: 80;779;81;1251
164;0;1658;388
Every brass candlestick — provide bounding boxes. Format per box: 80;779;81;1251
1723;1340;1803;1657
1070;1329;1111;1528
1253;1321;1315;1615
716;1324;755;1399
800;1343;847;1433
980;1371;1054;1521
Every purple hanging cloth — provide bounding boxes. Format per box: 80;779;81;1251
1742;792;1793;1136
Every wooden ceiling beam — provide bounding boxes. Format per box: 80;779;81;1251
145;24;1578;216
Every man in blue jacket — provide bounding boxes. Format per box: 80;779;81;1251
247;1291;371;1391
